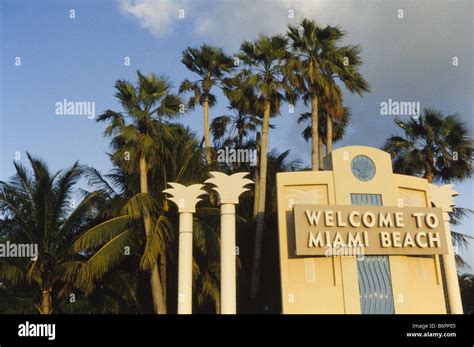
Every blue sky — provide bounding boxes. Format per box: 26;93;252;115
1;0;473;269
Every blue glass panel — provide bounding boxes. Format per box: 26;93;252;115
351;193;395;314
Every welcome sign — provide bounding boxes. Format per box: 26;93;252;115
293;205;448;255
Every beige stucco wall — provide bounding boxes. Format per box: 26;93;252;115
276;146;447;314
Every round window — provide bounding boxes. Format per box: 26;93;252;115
351;155;376;181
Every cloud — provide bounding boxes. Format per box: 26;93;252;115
117;0;473;141
118;0;192;37
118;0;333;47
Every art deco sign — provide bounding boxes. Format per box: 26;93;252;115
293;205;448;255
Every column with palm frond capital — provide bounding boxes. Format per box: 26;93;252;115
163;183;207;314
429;184;463;314
205;172;253;314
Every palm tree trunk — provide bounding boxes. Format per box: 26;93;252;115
139;156;167;314
238;127;244;149
424;152;435;183
163;167;169;212
203;99;212;164
311;96;319;171
253;132;261;218
250;101;270;299
150;266;165;313
425;167;434;183
319;136;325;170
40;289;52;314
326;114;333;154
159;253;167;308
237;131;244;168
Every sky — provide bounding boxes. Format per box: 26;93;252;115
0;0;473;268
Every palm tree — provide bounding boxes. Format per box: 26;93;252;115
299;106;351;169
383;109;472;184
240;149;301;312
228;34;297;299
287;19;369;170
449;207;474;269
0;154;102;314
221;78;266;217
75;124;222;313
180;45;235;164
383;109;473;268
210;110;262;150
320;84;345;154
96;70;182;313
459;274;474;314
72;165;172;312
